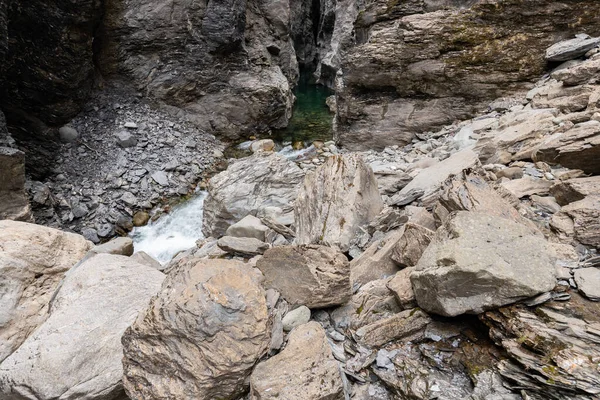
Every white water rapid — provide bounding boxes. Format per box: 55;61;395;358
130;191;208;264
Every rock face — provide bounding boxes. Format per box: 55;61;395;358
203;153;305;237
0;147;31;221
122;258;270;399
256;245;351;308
98;0;299;139
333;1;600;150
250;321;344;400
0;221;92;363
411;211;557;317
0;254;165;400
295;154;383;251
0;0;103;127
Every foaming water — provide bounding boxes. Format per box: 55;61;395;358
130;191;208;264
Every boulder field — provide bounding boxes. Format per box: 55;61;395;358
3;9;600;400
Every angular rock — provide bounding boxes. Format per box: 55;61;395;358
256;245;351;308
481;296;600;399
0;254;164;400
90;237;134;256
225;215;270;241
390;148;479;207
203;153;305;237
386;268;417;309
122;259;270;399
151;170;169;186
217;236;270;257
552;57;600;86
533;120;600;174
354;308;431;348
131;251;163;270
331;277;401;332
411;211;557;316
282;306;311;332
500;176;553;198
550;176;600;206
545;35;600;62
560;196;600;247
350;228;405;287
0;147;32;221
115;129;137;148
295;154;383;252
390;223;433;269
574;268;600;300
250;321;344;400
0;221;92;363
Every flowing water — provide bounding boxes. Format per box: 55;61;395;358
131;74;334;263
130;191;208;264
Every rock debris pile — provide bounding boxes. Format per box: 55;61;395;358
3;36;600;400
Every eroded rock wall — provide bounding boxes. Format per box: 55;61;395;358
331;0;600;150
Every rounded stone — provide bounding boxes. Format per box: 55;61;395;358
133;211;150;227
282;305;311;332
59;126;79;143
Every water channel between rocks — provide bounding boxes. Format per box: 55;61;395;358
130;75;334;264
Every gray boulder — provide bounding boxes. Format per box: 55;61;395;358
295;154;383;252
58;126;79;143
225;215;270;241
203;153;305;237
122;259;270;399
0;254;165;400
545;34;600;62
574;268;600;301
411;211;557;316
115;129;137;148
256;245;351;308
217;236;270;257
250;321;344;400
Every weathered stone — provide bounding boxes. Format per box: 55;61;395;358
481;296;600;398
354;309;431;348
225;215;270;241
531;195;561;214
550;176;600;205
0;147;32;221
132;211;150;227
574;268;600;301
250;139;275;153
282;306;311;332
295;154;383;252
560;196;600;247
151;170;169;186
500;176;553;199
250;321;344;400
131;251;163;270
390;148;479;207
495;167;523;180
350;228;404;287
390;223;433;269
534;120;600;174
58;126;79;143
217;236;270;257
331;277;401;332
0;254;164;400
386;267;416;309
203;153;304;237
90;237;134;256
122;259;270;399
115;129;137;148
552;57;600;86
411;212;557;316
545;35;600;62
256;245;351;308
0;221;92;363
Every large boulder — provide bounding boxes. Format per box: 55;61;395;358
411;211;557;317
0;221;92;363
557;196;600;247
0;254;165;399
122;258;270;399
550;176;600;206
256;245;351;308
203;152;305;237
250;321;344;400
295;154;383;252
533;120;600;174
